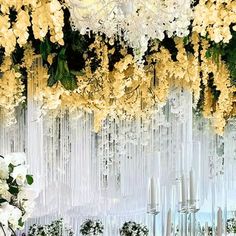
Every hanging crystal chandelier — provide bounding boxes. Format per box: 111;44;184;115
67;0;193;58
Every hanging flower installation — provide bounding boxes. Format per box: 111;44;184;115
0;0;64;56
67;0;192;59
0;0;235;134
0;57;25;126
0;153;36;236
193;0;236;43
29;34;235;134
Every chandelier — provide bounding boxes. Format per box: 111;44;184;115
67;0;192;58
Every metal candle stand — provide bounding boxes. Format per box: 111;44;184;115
178;199;200;236
147;205;160;236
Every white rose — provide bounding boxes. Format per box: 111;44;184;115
4;152;26;166
1;190;12;202
0;158;9;180
8;206;22;229
0;202;11;226
21;200;35;222
18;187;38;202
0;203;22;229
10;165;27;185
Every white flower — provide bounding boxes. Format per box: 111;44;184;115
0;203;21;228
0;202;11;226
10;165;27;185
4;152;26;166
49;0;62;12
1;190;12;202
8;206;22;229
18;186;38;202
0;180;9;195
0;158;8;180
21;200;35;222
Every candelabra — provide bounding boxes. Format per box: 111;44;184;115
147;177;160;236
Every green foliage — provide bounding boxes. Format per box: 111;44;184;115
8;163;14;173
222;31;236;85
18;218;24;228
40;38;51;62
0;199;7;204
26;175;34;185
48;48;77;90
9;185;19;195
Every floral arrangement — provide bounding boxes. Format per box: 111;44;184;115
80;219;104;236
0;153;36;236
0;1;235;135
119;221;149;236
28;218;74;236
226;218;236;233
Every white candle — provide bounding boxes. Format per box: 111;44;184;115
148;177;157;212
217;208;223;236
156;178;160;211
189;169;194;204
205;222;208;236
166;208;172;236
181;174;186;206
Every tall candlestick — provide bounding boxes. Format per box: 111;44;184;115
156;178;160;212
166;208;172;236
204;222;208;236
217;208;223;236
148;177;157;213
189;169;195;206
181;174;186;210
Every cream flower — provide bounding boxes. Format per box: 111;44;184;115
0;202;11;226
4;152;26;166
0;158;9;180
10;165;27;185
8;206;22;229
0;180;9;196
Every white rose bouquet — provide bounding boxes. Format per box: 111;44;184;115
0;153;36;236
120;221;149;236
80;219;104;236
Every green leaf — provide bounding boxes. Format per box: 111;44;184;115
9;186;19;194
183;36;189;45
26;175;34;185
48;48;78;90
60;74;77;90
0;199;7;204
18;218;24;227
8;163;14;173
205;49;211;59
40;38;51;62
